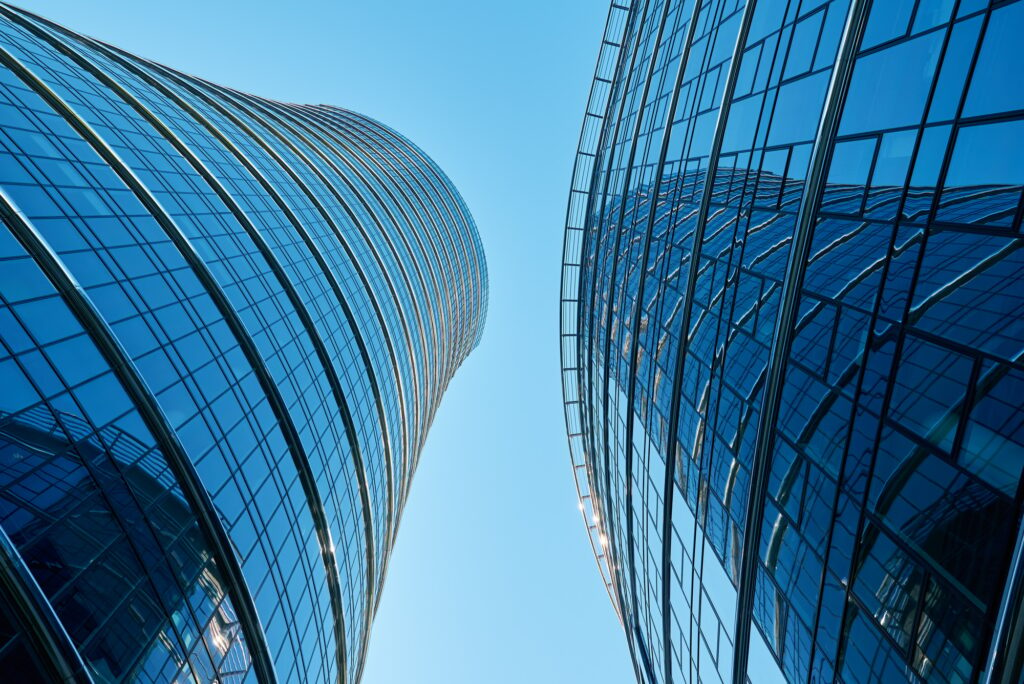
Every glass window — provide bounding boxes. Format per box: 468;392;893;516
852;525;922;650
768;71;831;146
938;118;1024;227
911;0;956;33
784;10;825;79
963;0;1024;118
960;364;1024;497
870;130;915;188
828;137;875;185
840;30;944;135
944;119;1024;189
927;16;982;123
861;0;914;50
889;335;971;449
821;138;873;212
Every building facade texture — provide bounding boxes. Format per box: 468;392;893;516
562;1;1023;683
0;5;487;684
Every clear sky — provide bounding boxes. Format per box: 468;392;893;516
10;1;636;682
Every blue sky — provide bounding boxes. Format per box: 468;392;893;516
11;1;635;681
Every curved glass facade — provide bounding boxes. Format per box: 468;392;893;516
563;1;1024;682
0;5;487;683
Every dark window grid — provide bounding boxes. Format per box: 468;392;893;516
750;560;816;680
587;194;632;373
865;460;1010;616
184;397;331;671
47;50;387;565
0;435;178;608
802;236;891;316
820;132;925;218
779;437;840;550
251;511;335;678
222;118;442;432
933;111;1024;231
73;45;415;456
685;350;758;512
823;42;1024;684
598;0;745;663
749;592;790;680
906;237;1022;365
0;74;331;634
0;332;248;676
604;6;693;379
957;360;1024;492
0;398;216;597
662;27;728;148
838;602;921;682
844;524;985;678
309;115;466;368
788;295;837;380
256;123;428;454
297;108;449;415
782;0;974;671
317;146;469;382
733;1;838;104
779;359;858;467
608;195;659;369
932;187;1024;232
888;333;974;444
874;409;1009;534
332;113;483;345
858;0;988;60
851;533;925;647
308;129;460;332
758;503;828;625
874;229;926;325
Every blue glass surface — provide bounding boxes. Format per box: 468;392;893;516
566;1;1024;683
0;5;487;683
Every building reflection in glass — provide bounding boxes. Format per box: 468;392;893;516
562;1;1024;682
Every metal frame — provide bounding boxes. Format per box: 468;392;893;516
594;5;677;667
0;185;278;683
599;0;706;676
560;0;635;624
986;520;1024;684
310;106;459;447
0;525;94;683
300;104;445;453
0;20;348;682
583;0;654;645
730;1;870;678
245;96;423;498
0;5;488;682
329;107;488;359
105;56;388;664
287;102;436;492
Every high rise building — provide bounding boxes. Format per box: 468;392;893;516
562;1;1023;682
0;4;486;683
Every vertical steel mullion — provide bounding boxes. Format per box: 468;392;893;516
0;520;94;683
0;30;344;684
561;0;635;627
593;0;683;675
731;0;870;679
0;188;276;683
627;4;713;681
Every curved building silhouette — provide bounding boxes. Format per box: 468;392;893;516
0;4;486;683
562;1;1023;683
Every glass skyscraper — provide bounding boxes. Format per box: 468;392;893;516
0;4;486;683
562;1;1023;682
